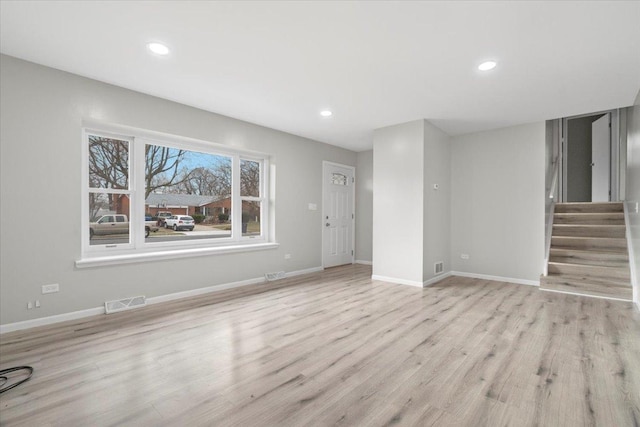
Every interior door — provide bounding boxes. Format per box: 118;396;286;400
591;113;611;202
323;162;354;268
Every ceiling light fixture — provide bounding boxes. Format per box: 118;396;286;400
478;61;497;71
320;110;333;117
147;42;170;55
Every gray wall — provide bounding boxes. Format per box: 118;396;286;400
0;55;358;325
371;119;451;285
450;123;546;282
355;150;373;263
625;92;640;306
372;120;425;284
422;121;451;281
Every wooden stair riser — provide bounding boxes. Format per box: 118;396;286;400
553;213;624;225
544;202;632;301
552;225;626;238
547;262;630;281
549;249;628;268
540;275;632;300
554;202;623;213
551;236;628;253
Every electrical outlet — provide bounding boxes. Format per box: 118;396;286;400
284;253;291;260
460;254;470;260
35;300;41;308
27;301;33;309
42;283;59;294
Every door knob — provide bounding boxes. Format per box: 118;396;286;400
326;223;330;227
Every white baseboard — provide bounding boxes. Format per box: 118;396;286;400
450;271;540;287
0;266;323;335
423;272;452;286
285;266;324;278
371;273;452;288
0;307;105;335
355;260;373;265
371;274;424;287
146;277;266;306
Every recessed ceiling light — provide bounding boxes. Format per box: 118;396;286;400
478;61;497;71
147;42;170;55
320;110;333;117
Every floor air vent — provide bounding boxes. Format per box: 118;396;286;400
265;271;286;281
434;262;444;275
105;296;146;314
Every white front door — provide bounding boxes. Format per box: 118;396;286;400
322;162;355;268
591;113;611;202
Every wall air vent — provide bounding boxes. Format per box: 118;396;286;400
434;262;444;275
104;296;146;314
265;271;286;281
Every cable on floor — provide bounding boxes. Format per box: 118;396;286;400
0;366;34;394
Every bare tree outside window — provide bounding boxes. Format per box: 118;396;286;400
88;136;129;189
240;159;260;197
145;145;188;198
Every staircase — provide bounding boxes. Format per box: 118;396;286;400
541;202;632;300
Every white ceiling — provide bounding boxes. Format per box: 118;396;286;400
1;1;639;151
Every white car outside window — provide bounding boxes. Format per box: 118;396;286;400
164;215;195;231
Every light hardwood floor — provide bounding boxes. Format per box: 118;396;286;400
1;264;639;426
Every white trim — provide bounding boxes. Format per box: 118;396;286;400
0;307;105;335
0;265;322;334
423;272;452;287
543;202;555;276
371;274;424;287
539;288;632;303
146;266;322;305
146;277;266;306
274;266;326;279
82;122;273;258
322;161;356;268
83;119;270;158
372;272;452;288
355;260;372;265
450;271;540;287
76;242;279;268
623;203;639;307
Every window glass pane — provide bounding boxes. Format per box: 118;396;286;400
242;200;261;237
88;136;129;189
241;159;260;197
331;172;347;186
88;193;130;245
145;144;232;242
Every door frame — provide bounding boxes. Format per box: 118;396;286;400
321;161;356;268
560;108;620;202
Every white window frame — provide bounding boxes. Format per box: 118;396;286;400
238;156;266;240
79;122;275;267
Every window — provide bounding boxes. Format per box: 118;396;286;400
87;135;131;247
82;125;271;261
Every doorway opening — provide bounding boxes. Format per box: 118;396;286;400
560;109;620;202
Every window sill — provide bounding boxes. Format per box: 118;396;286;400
75;242;280;269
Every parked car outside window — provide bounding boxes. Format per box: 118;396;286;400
89;214;128;238
164;215;195;231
